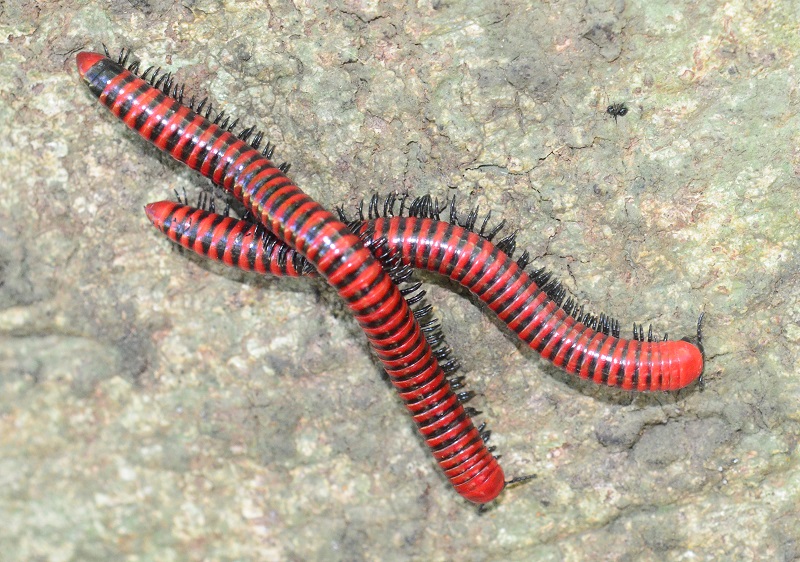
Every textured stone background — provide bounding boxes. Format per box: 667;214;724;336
1;0;799;560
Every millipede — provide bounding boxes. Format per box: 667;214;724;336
77;47;704;504
146;193;705;392
77;48;515;504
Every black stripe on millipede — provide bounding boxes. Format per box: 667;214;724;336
600;340;617;385
486;267;528;316
537;312;570;361
457;242;498;289
628;339;640;388
496;283;548;337
400;369;453;394
202;131;233;179
571;331;596;377
250;170;290;198
235;155;282;199
603;338;628;385
146;97;182;143
427;415;471;448
372;335;429;366
402;393;453;421
436;225;472;278
388;342;437;377
431;430;479;464
193;125;226;172
356;297;410;332
280;196;342;256
251;177;297;213
478;250;520;305
431;434;488;464
100;71;136;108
201;213;230;255
243;165;292;211
530;302;561;354
402;377;449;408
83;59;117;97
179;117;205;163
445;450;486;478
181;210;205;246
582;333;608;380
323;259;395;309
244;227;262;270
412;405;462;435
133;88;159;131
415;399;463;431
228;226;245;266
418;219;458;270
521;291;562;342
117;81;153;124
448;233;483;283
222;151;265;192
636;341;647;389
161;205;182;237
162;102;192;152
562;322;592;369
435;435;484;466
415;220;438;265
481;255;519;308
379;343;431;375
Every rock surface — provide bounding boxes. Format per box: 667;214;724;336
1;1;798;560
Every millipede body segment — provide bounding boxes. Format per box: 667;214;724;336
145;198;704;392
77;51;505;504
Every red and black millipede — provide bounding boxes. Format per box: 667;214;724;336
145;197;704;392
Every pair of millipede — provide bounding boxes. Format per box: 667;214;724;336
76;49;705;505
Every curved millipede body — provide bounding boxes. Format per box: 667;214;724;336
77;50;505;503
145;197;705;392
